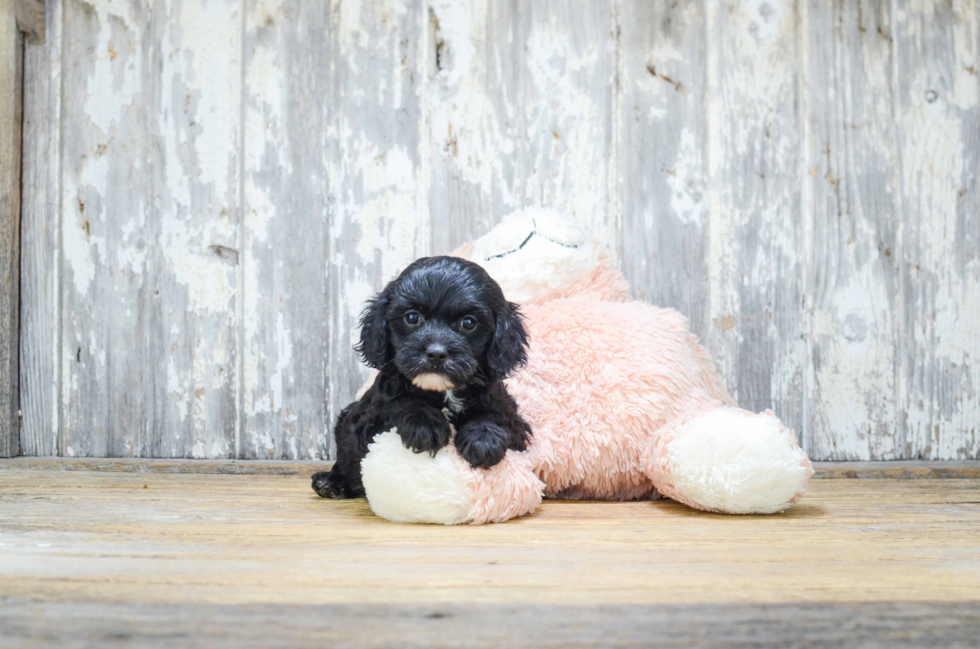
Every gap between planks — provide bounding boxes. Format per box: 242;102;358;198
1;457;979;479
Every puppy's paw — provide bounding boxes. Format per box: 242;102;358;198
312;470;356;499
456;420;509;469
397;408;452;456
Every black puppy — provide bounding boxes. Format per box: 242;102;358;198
312;256;532;499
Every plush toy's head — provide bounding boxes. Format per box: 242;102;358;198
453;208;631;305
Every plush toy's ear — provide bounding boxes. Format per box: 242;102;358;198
487;302;528;380
354;288;392;369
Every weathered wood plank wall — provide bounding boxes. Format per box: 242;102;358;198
17;0;980;461
0;0;23;458
0;0;42;458
19;0;58;457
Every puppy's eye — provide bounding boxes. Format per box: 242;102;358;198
404;311;421;326
460;316;477;331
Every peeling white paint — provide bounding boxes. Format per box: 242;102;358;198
704;0;805;424
81;3;140;136
667;129;706;225
269;311;292;415
62;207;99;296
168;359;189;423
897;0;980;459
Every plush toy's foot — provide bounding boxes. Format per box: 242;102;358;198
643;407;813;514
360;430;544;525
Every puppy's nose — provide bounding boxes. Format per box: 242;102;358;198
426;343;448;363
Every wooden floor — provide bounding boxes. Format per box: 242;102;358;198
1;460;979;648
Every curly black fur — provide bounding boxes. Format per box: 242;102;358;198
312;256;532;499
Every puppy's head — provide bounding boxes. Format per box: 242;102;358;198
356;256;528;391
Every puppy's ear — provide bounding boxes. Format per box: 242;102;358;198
487;302;529;380
355;288;392;369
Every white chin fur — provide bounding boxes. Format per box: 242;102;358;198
361;430;474;525
411;373;455;391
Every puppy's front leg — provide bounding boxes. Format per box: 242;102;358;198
454;419;512;469
392;399;452;456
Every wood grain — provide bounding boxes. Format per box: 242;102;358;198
894;0;980;460
812;460;980;479
0;0;22;458
0;468;978;607
18;0;59;456
804;0;903;460
324;0;429;457
426;1;618;253
240;0;334;461
241;0;428;460
618;0;709;338
59;0;241;458
13;0;43;42
2;599;978;648
703;0;807;442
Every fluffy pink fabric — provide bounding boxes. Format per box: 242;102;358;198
508;299;733;501
560;251;633;303
441;242;745;521
463;448;545;524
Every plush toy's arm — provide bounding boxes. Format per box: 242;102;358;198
361;430;544;525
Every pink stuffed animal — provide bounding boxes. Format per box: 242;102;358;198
360;209;813;524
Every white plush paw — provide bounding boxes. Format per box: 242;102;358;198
646;408;814;514
360;430;475;525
